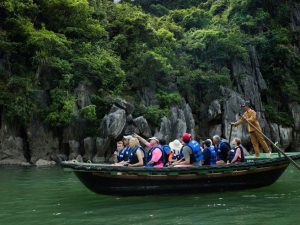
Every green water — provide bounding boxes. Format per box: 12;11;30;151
0;166;299;225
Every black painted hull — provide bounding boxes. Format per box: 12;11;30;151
61;153;300;195
74;164;287;195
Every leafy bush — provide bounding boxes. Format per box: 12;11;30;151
143;105;170;126
156;91;182;108
46;89;77;127
80;105;97;121
264;105;294;127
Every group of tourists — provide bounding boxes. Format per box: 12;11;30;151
113;100;271;168
113;133;245;168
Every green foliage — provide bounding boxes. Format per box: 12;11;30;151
156;91;182;108
182;9;211;30
80;104;97;121
46;89;77;127
0;76;38;124
210;0;228;16
143;105;170;126
0;0;299;129
72;50;125;92
264;105;294;127
182;27;248;68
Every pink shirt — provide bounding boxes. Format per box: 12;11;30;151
147;144;164;168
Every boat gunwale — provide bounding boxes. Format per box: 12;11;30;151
61;153;300;174
87;163;289;180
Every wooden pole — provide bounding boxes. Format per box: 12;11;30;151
239;115;300;170
229;124;233;143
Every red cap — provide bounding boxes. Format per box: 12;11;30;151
181;133;191;142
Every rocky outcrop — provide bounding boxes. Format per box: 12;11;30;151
0;135;27;165
83;137;96;161
204;46;296;150
68;140;80;160
0;113;28;165
74;83;92;109
100;108;126;138
35;159;56;167
217;88;249;143
26;121;59;163
208;100;222;121
133;116;152;137
94;137;109;162
155;99;195;142
94;99;151;162
291;3;300;31
138;87;157;106
289;103;300;131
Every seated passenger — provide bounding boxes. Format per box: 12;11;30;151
212;135;231;165
134;134;164;167
227;138;245;164
172;133;202;167
115;135;132;165
113;141;124;164
168;139;183;163
125;137;145;167
160;139;171;165
201;139;217;166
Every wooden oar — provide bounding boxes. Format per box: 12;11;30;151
229;123;233;143
237;115;300;170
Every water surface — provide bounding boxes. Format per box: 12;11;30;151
0;165;299;225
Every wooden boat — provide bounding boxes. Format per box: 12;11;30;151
61;153;300;195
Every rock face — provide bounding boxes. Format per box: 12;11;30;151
94;99;152;162
68;140;80;160
133;116;152;137
2;44;300;165
291;3;300;31
74;83;92;109
0;114;27;165
83;137;96;161
26;121;59;163
155;99;195;142
100;108;126;138
202;46;297;152
35;159;56;167
0;135;26;165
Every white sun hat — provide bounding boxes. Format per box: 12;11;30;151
169;139;183;153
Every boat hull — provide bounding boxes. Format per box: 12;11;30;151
62;153;300;196
74;164;288;195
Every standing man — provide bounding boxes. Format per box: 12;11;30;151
232;101;271;157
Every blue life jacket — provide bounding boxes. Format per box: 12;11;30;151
208;147;216;165
129;146;145;165
162;145;171;164
117;147;132;162
171;152;179;160
215;139;231;161
180;140;202;163
202;147;216;165
146;145;165;166
228;145;245;163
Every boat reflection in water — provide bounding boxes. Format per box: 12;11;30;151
61;153;300;196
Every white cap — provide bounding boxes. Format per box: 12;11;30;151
123;135;133;139
149;137;159;142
